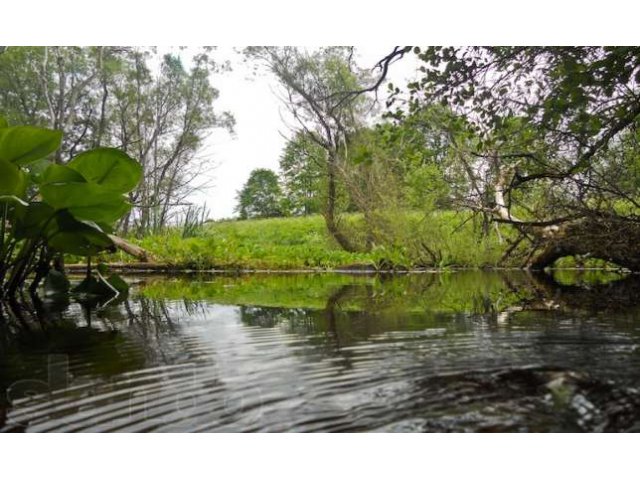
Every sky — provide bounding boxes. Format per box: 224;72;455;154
168;46;421;220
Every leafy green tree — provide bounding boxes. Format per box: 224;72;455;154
350;107;454;211
235;169;285;219
0;47;124;161
279;132;326;216
109;50;234;235
245;47;370;251
0;47;234;236
394;46;640;269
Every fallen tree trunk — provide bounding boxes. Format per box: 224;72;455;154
491;158;640;271
108;235;152;262
526;216;640;271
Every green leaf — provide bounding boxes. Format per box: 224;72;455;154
0;126;62;166
48;230;112;256
40;181;131;225
68;200;132;225
0;158;26;196
48;211;115;256
40;163;87;185
72;273;127;297
12;202;57;240
95;221;114;234
96;262;110;275
72;276;113;296
68;148;142;193
27;158;54;184
106;274;129;294
0;117;8;129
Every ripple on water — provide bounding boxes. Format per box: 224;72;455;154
4;277;640;432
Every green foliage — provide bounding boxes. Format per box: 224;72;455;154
67;148;142;192
0;118;141;299
0;126;62;166
0;159;26;197
235;168;285;219
102;212;506;271
381;47;640;269
177;204;209;239
0;46;233;237
404;164;450;210
279;132;326;216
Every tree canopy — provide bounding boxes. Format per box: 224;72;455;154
235;168;285;219
0;47;234;235
279;132;326;216
388;46;640;268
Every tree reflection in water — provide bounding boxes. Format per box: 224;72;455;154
2;271;640;432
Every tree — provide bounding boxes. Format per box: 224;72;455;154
109;50;234;235
245;47;371;251
396;46;640;270
0;47;234;236
279;132;326;216
0;46;117;161
235;169;285;219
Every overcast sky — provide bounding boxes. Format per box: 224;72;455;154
166;46;421;219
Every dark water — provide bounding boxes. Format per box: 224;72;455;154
2;271;640;432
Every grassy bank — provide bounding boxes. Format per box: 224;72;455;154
100;212;510;271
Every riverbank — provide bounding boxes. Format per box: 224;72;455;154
86;213;620;272
95;212;510;271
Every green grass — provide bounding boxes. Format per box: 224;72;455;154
100;212;510;271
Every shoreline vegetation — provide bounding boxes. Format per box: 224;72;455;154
79;213;623;273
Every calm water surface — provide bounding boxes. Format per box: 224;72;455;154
2;271;640;432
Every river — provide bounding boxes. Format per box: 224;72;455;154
2;271;640;432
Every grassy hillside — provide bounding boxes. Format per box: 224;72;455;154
101;212;509;271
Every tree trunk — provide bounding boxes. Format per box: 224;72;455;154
491;158;640;272
324;157;357;252
108;235;151;262
527;216;640;271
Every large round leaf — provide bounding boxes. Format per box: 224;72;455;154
0;126;62;166
68;200;132;225
68;148;142;193
0;158;26;196
12;202;57;240
27;158;55;184
40;181;132;225
47;211;115;256
40;163;86;185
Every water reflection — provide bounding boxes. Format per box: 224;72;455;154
2;271;640;432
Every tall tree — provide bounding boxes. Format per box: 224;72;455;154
396;46;640;269
0;46;234;236
110;50;234;235
245;47;370;251
235;168;285;219
279;132;326;216
0;46;114;161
